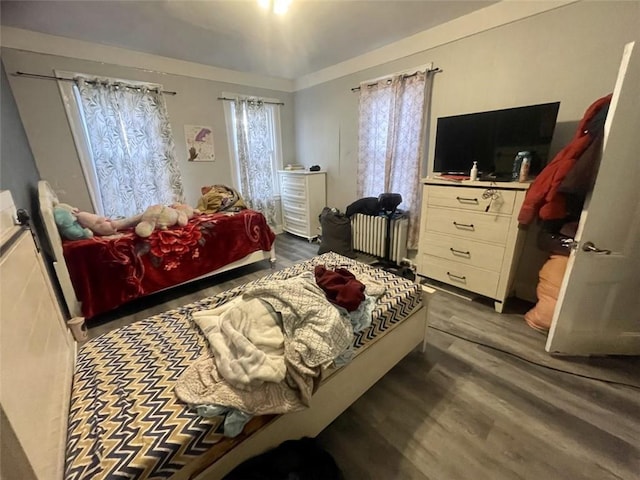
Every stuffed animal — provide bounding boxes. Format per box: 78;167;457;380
135;205;188;238
171;203;200;220
54;201;144;240
76;211;142;236
75;211;118;236
53;205;93;240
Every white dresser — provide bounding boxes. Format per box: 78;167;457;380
417;179;529;312
279;170;327;241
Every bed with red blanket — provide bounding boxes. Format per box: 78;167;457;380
38;181;276;320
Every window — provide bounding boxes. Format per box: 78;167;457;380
357;69;434;248
59;72;184;218
223;94;283;227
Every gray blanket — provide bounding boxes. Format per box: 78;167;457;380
175;273;354;415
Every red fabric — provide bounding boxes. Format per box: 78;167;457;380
518;94;612;225
63;210;275;319
314;265;365;312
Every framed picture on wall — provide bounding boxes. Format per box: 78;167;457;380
184;125;215;161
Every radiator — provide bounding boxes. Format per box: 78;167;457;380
351;213;408;264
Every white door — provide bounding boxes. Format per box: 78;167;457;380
546;42;640;355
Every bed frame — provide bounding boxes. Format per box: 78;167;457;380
184;293;429;480
7;188;430;479
37;180;276;321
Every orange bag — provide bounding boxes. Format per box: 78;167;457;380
524;255;569;332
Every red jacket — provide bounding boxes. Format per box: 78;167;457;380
518;94;612;225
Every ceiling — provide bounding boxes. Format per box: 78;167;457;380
0;1;496;80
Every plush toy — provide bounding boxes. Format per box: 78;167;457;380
76;211;142;236
53;205;93;240
54;201;144;240
75;211;118;236
135;205;188;238
171;203;200;220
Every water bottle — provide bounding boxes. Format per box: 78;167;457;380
512;151;532;182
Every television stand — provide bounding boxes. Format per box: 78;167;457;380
417;179;530;313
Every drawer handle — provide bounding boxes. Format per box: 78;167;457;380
453;221;475;230
456;196;479;204
450;247;471;257
447;272;467;282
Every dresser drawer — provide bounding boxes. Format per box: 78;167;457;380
283;210;308;227
282;198;307;214
280;174;306;188
283;204;308;221
422;255;500;299
283;216;309;236
427;185;516;215
425;208;512;245
281;183;307;201
420;232;505;272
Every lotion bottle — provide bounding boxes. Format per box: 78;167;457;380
470;161;478;181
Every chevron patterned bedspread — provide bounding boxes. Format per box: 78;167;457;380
65;253;422;479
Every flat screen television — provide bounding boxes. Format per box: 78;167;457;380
433;101;561;180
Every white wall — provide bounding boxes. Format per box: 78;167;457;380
1;48;296;210
293;0;639;300
294;1;639;211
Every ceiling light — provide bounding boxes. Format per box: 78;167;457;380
258;0;291;15
273;0;291;15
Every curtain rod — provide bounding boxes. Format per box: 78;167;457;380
217;96;284;106
350;67;442;92
12;71;177;95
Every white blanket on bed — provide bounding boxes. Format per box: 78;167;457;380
192;297;286;389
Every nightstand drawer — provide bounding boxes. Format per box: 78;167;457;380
425;208;511;245
420;232;505;272
427;185;516;215
422;255;500;299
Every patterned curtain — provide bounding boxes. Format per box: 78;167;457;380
232;99;277;226
357;71;434;249
75;78;184;218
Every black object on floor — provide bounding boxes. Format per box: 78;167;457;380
224;437;343;480
318;207;356;258
384;265;416;281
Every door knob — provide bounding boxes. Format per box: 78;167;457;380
582;241;611;255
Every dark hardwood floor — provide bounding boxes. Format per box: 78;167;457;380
88;233;640;480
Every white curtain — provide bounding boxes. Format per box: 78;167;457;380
357;71;434;249
232;99;278;226
75;78;184;218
